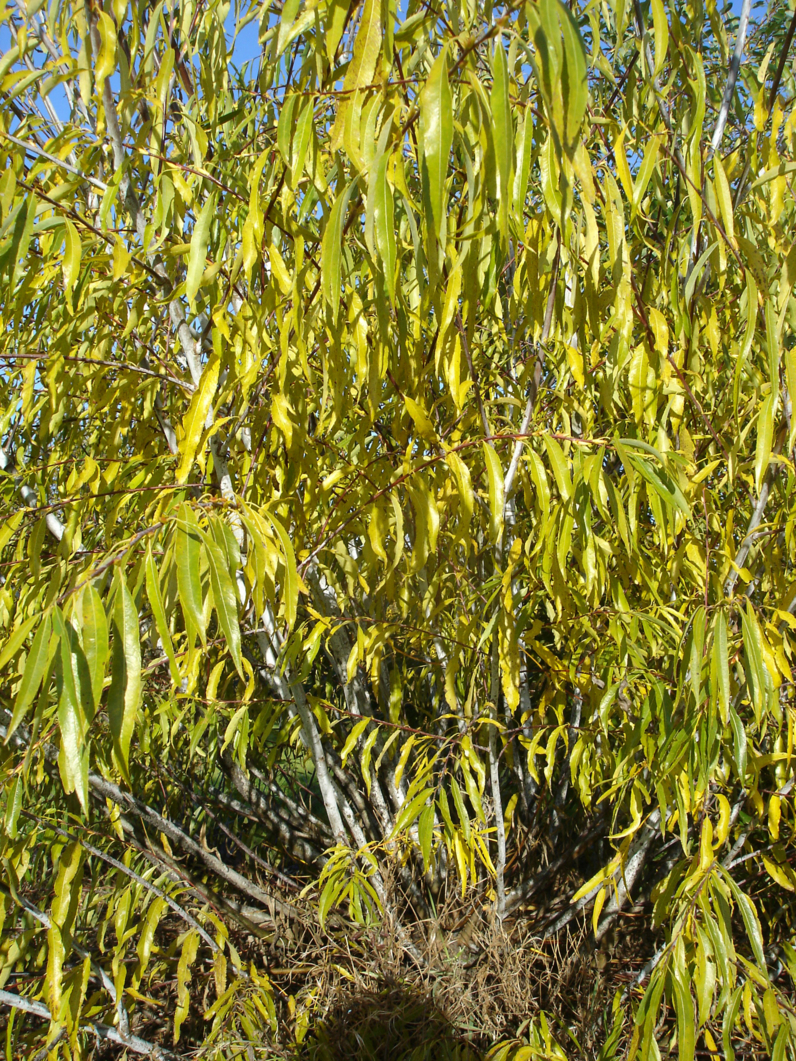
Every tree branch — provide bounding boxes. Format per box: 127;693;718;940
0;989;177;1060
709;0;753;157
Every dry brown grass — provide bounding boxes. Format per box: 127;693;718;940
247;870;645;1061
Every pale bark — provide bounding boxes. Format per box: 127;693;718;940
709;0;753;157
0;990;176;1061
0;445;64;541
87;772;301;922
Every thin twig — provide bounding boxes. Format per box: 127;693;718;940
768;5;796;113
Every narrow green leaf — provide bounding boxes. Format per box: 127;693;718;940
62;219;82;296
200;528;243;678
291;96;314;184
631;136;660;218
491;41;513;202
625;453;691;519
482;442;504;544
542;434;572;501
340;717;370;767
513;106;533;217
754;392;775;494
712;610;730;723
391;788;434;837
53;607;88;810
266;512;298;631
450;776;470;842
276;0;300;56
277;94;300;171
145;544;180;685
559;0;588;155
186;191;217;306
734;274;757;414
671;964;696;1061
741;604;767;722
419;43;452;240
446;451;474;540
373;151;396;303
719;868;766;967
6;613;51;742
765;298;780;387
79;585;108;721
4;774;22;837
321;181;355;322
107;570;142;783
729;704;747;778
0;617;38;673
340;0;382;93
176;504;206;648
650;0;669;77
684;241;717;308
325;0;349;64
94;10;117;86
11;189;37;285
418;803;435;871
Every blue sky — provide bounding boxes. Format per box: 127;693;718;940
0;0;769;134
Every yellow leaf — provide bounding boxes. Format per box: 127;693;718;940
714;793;731;847
713;154;735;243
592;885;607;935
769;794;781;840
94;11;117;89
268;241;292;295
404;395;437;443
566;344;585;387
647;306;669;356
482;442;504;544
571;854;620;904
613;128;633;202
330;0;383;151
699;816;713;871
446;450;474;540
62;220;82;296
271;393;294;450
650;0;669;76
176;355;219;483
762;852;796;892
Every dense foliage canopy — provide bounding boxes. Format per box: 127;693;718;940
2;0;796;1056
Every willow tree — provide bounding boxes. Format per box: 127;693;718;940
1;0;796;1055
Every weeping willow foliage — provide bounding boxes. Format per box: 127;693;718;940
2;0;796;1055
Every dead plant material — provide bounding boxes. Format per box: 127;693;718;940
296;982;483;1061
